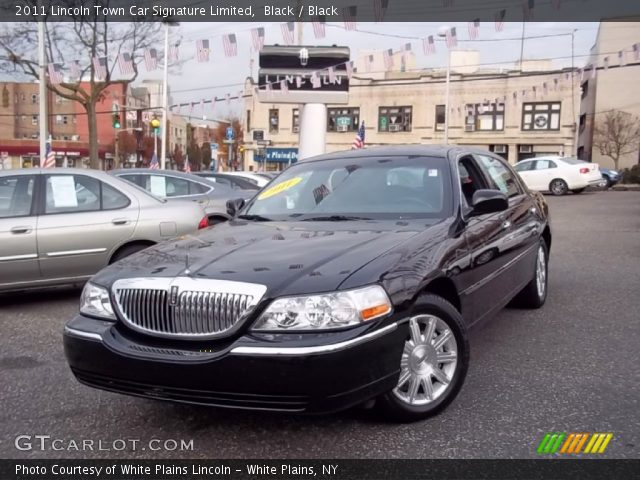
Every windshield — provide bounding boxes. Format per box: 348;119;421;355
242;155;452;220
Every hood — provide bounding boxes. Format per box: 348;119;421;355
94;219;435;297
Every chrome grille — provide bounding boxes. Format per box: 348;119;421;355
112;278;267;339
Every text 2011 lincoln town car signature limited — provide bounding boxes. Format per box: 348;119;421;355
64;146;551;421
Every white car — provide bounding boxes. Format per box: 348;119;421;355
225;171;271;188
514;156;603;195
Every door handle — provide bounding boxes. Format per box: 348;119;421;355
111;218;129;225
501;221;512;230
10;226;31;234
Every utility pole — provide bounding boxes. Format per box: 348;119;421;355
37;16;47;166
160;20;179;170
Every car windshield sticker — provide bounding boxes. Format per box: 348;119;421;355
49;175;78;208
312;184;331;204
429;169;439;177
150;175;167;197
257;177;302;200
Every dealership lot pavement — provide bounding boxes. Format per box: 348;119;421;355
1;191;638;459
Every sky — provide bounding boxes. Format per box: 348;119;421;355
134;21;601;119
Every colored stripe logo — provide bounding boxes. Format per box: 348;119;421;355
537;433;613;454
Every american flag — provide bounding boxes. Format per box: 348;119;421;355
251;27;265;51
383;48;394;70
281;22;295;45
495;10;506;31
343;6;357;30
468;19;480;40
445;28;457;49
618;50;626;66
144;48;158;71
523;0;535;21
403;42;412;62
184;159;191;173
223;34;237;57
312;16;326;39
352;121;365;149
373;0;388;22
69;60;81;79
345;61;354;79
225;93;231;105
211;97;216;111
423;35;436;55
169;43;180;62
603;56;609;70
280;79;288;93
149;153;159;169
43;141;56;169
328;67;336;83
48;63;63;84
196;39;210;62
92;56;107;80
310;72;321;88
365;54;374;73
117;53;134;75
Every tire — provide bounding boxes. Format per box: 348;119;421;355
549;179;569;196
601;176;611;189
377;294;469;422
511;238;549;309
110;244;151;264
571;188;585;194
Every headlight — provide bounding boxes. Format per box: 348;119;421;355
80;282;116;320
252;285;392;331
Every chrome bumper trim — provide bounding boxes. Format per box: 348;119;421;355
230;323;398;356
64;326;103;342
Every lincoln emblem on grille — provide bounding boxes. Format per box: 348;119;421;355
169;285;179;306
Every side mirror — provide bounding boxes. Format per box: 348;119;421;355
470;189;508;216
226;198;245;217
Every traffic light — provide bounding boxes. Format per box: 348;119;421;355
150;118;160;136
112;113;121;129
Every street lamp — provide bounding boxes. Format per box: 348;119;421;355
150;118;160;160
160;19;180;170
438;26;452;144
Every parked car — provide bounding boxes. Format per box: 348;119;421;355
193;172;261;191
224;171;271;187
514;156;602;195
110;169;253;225
64;146;551;422
0;168;208;293
254;172;280;181
599;167;622;189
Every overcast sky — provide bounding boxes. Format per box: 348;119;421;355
137;21;601;119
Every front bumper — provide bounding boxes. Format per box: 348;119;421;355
63;315;404;413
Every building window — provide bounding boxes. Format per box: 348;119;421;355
577;146;585;160
435;105;446;131
379;106;412;132
56;115;63;124
20;93;25;102
327;107;359;132
522;102;561;131
292;108;300;132
31;94;38;104
581;81;588;99
55;95;62;104
465;103;505;131
31;115;38;125
579;114;586;133
246;109;251;132
268;109;279;133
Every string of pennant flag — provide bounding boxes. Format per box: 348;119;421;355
45;0;582;86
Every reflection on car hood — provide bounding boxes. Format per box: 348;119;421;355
93;219;431;296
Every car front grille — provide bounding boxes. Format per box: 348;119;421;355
112;278;267;340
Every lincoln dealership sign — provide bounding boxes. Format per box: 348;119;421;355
258;45;350;104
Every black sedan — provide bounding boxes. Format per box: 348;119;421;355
64;146;551;422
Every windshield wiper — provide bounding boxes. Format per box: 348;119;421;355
236;214;273;221
300;215;372;221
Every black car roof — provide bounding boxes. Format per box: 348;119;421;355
298;145;492;164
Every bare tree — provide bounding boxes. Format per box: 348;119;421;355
0;9;164;169
593;110;640;170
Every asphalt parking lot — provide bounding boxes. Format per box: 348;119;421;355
1;191;638;460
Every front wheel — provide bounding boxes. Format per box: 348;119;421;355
511;238;549;309
377;294;469;422
549;179;569;196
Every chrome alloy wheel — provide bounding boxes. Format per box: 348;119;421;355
392;315;458;406
535;245;547;298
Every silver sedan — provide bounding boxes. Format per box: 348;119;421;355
110;169;254;225
0;168;208;293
